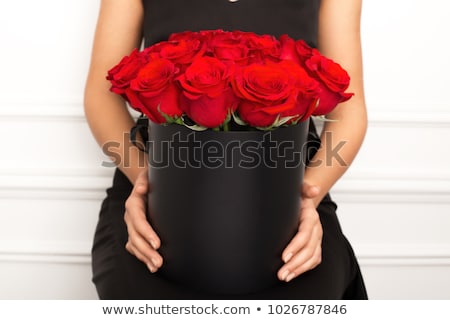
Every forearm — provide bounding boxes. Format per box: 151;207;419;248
306;0;366;207
84;90;148;184
304;97;367;207
84;0;145;184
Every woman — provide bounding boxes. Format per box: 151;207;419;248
84;0;368;299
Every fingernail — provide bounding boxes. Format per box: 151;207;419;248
286;272;296;282
151;258;159;268
283;252;293;263
147;263;155;273
281;270;290;281
149;239;157;249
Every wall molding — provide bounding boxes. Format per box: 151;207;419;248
0;253;90;265
0;174;112;200
1;242;449;267
331;174;450;203
1;171;449;202
0;102;86;122
367;110;450;127
355;244;450;266
0;242;91;264
0;103;140;122
1;103;450;126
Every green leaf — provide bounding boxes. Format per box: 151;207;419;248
273;115;299;127
232;113;248;126
181;118;208;131
173;118;184;125
182;123;209;131
254;114;297;131
220;112;232;131
255;126;274;131
312;115;339;122
255;123;276;131
157;104;185;125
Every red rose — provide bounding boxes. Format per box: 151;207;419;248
129;58;182;123
177;56;238;128
236;31;280;64
295;39;315;63
144;38;206;71
232;61;301;127
278;61;321;122
279;36;317;67
278;36;312;61
107;29;354;130
305;51;353;115
167;30;198;42
279;35;299;64
208;31;250;65
107;49;147;95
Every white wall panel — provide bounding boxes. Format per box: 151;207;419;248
0;1;99;105
361;264;450;300
0;261;98;300
361;0;450;112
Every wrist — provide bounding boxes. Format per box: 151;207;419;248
121;165;148;186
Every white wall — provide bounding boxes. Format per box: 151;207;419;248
0;0;449;299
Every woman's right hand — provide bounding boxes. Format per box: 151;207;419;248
124;170;163;273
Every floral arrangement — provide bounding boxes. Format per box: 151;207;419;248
107;29;353;131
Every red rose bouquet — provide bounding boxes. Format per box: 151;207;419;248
107;29;353;131
106;29;354;295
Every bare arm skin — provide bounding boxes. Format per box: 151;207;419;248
308;0;368;205
84;0;163;271
84;0;147;184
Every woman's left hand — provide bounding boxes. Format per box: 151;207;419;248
277;184;323;282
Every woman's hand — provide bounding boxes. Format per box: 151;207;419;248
277;183;323;282
124;170;163;273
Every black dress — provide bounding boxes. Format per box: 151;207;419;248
91;0;368;300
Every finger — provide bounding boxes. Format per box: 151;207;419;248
125;176;160;241
278;224;322;281
124;203;161;250
281;225;311;263
125;241;147;265
281;206;317;263
279;205;322;279
301;182;320;199
288;244;322;282
133;170;149;195
285;226;321;272
279;244;322;282
125;240;162;273
125;210;163;269
133;215;161;250
127;229;163;267
124;169;164;273
279;221;316;271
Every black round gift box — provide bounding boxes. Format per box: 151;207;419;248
147;120;309;295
